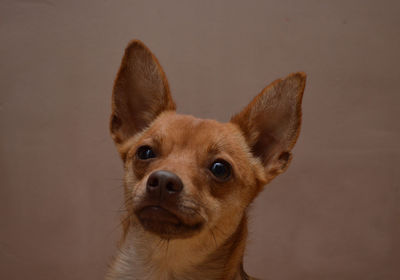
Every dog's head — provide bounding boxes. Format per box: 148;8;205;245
110;40;306;240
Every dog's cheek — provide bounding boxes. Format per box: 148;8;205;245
203;183;243;224
209;184;230;199
207;177;242;200
206;194;245;236
123;160;144;194
123;171;148;209
131;158;154;181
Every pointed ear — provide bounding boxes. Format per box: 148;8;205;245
110;40;176;147
231;72;306;179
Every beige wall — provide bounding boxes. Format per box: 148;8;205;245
1;0;399;279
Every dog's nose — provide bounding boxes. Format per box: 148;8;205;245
146;170;183;196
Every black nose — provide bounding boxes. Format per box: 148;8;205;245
146;170;183;196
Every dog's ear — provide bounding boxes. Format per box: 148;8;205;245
110;40;176;149
231;72;306;179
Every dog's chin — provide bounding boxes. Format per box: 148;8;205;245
136;206;203;239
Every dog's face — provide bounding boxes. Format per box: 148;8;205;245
122;112;265;239
110;41;306;240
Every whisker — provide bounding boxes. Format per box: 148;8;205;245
209;227;218;248
156;237;165;250
165;239;170;256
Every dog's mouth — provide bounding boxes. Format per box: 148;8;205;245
135;206;204;239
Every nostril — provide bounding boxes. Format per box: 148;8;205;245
148;177;158;187
165;177;183;193
166;182;175;192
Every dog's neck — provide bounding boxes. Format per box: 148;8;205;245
107;215;250;280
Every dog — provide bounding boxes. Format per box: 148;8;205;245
106;40;306;280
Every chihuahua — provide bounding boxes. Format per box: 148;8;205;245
107;40;306;280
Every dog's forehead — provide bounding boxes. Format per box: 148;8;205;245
147;112;245;151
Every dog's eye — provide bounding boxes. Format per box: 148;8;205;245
136;145;156;160
210;160;231;180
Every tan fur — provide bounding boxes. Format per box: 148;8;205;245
107;40;306;280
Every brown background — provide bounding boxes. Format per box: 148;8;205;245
1;0;399;279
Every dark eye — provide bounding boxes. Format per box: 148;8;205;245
136;145;156;160
210;160;231;180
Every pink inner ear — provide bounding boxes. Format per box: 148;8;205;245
231;72;306;170
251;128;280;165
110;40;176;146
